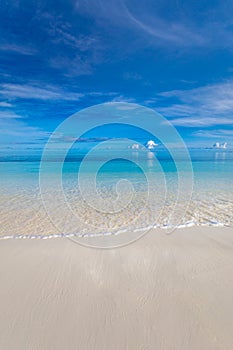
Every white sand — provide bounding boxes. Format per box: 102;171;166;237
0;227;232;350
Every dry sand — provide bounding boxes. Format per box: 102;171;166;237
0;226;232;350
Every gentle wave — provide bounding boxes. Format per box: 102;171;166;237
0;220;230;241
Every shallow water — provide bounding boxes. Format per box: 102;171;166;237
0;148;232;239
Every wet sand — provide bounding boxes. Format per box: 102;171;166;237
0;226;232;350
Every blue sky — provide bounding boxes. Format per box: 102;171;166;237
0;0;233;147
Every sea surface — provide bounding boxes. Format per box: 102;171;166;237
0;147;232;240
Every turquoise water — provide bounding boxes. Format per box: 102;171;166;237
0;148;233;238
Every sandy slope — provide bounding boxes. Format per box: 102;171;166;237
0;227;232;350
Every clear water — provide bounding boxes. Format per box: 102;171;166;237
0;148;233;239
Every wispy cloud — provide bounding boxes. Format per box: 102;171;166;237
75;0;202;47
170;117;233;127
46;17;98;51
0;112;49;143
74;0;233;50
0;82;120;104
0;123;49;141
110;95;136;103
49;55;93;77
0;43;37;55
0;102;13;107
0;110;24;119
0;83;84;101
124;9;204;47
37;12;103;76
193;129;233;139
155;80;233;127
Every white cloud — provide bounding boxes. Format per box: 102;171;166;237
193;129;233;138
0;82;121;102
0;115;49;142
170;117;233;127
0;44;37;55
88;91;117;97
0;110;24;119
156;80;233;127
111;95;136;103
124;9;204;46
0;102;12;107
49;55;93;76
0;83;84;101
36;12;103;76
74;0;233;50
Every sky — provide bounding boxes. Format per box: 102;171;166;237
0;0;233;148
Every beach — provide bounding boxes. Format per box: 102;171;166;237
0;148;233;348
1;0;233;348
0;226;232;350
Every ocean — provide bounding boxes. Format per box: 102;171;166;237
0;146;232;244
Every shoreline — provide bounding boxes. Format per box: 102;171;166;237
0;222;230;241
0;226;233;349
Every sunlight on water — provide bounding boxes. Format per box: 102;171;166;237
0;149;233;239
